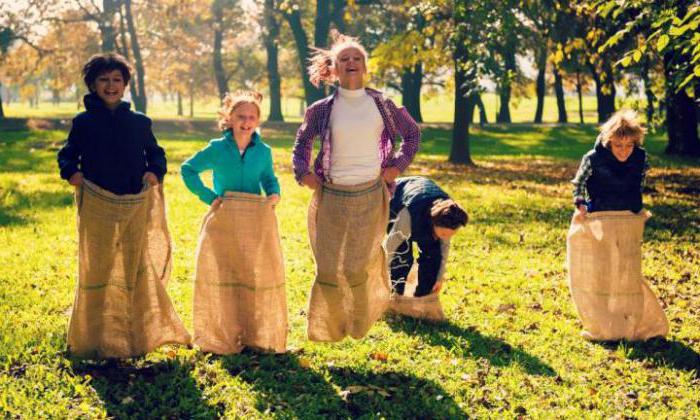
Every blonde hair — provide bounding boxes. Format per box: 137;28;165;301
217;90;263;131
599;109;646;147
307;31;368;88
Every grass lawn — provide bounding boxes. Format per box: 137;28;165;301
0;121;699;418
2;92;605;124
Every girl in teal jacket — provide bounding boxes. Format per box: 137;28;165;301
182;90;280;206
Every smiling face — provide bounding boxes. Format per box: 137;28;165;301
608;136;636;162
229;102;260;143
92;69;126;110
334;46;366;89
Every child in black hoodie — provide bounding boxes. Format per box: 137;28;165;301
58;53;165;194
572;109;648;221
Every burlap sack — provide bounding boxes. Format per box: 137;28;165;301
389;265;446;322
193;192;287;354
566;210;668;341
307;179;391;342
67;180;191;358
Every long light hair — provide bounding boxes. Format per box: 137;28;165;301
217;90;263;131
307;31;368;88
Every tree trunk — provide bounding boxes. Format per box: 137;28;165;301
475;94;487;125
284;9;325;106
450;44;474;165
663;51;700;156
641;57;655;124
0;82;4;118
177;91;183;116
553;65;568;123
263;0;284;121
534;44;547;123
100;0;118;52
189;80;195;118
314;0;331;49
400;63;423;123
123;0;146;113
576;71;584;124
331;0;346;32
117;10;138;104
212;0;228;100
590;63;615;123
496;44;515;123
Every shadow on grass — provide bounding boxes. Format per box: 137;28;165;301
220;351;466;418
327;366;466;419
387;316;557;377
598;338;700;378
70;358;221;418
221;352;349;417
0;187;74;226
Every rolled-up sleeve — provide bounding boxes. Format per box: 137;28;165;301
387;100;420;172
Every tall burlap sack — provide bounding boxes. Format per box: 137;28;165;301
307;179;391;342
193;192;287;354
389;265;446;322
67;180;191;358
566;210;668;341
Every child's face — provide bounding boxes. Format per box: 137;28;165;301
334;47;366;88
433;226;458;241
229;103;260;142
93;69;125;110
608;136;635;162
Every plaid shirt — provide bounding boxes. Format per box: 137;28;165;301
292;87;421;186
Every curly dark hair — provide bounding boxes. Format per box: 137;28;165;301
82;53;132;91
430;199;468;229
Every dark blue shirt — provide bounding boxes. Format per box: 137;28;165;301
57;93;166;195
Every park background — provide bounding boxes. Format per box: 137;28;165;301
1;1;699;418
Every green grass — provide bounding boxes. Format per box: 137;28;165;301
4;92;606;124
1;122;699;418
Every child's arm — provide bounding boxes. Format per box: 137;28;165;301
292;105;321;188
144;123;167;182
386;98;421;175
640;151;649;193
57;118;84;184
571;154;592;209
181;144;219;205
261;148;281;197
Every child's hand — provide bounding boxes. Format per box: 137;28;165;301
267;194;280;208
574;205;587;223
431;279;443;294
382;166;400;184
68;172;84;187
211;197;223;209
302;173;321;190
143;171;159;186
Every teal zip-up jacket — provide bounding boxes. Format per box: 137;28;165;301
181;130;280;205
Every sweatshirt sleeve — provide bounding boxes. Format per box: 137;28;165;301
261;147;281;196
571;154;592;207
181;143;219;205
144;119;167;180
57;117;83;181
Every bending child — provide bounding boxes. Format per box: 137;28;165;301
182;91;287;354
57;53;190;358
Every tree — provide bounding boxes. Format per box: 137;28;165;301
280;1;346;106
262;0;284;121
600;0;700;157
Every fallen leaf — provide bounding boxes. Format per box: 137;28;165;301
298;358;311;369
369;351;389;362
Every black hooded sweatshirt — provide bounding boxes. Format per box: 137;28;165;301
571;137;648;213
57;93;166;195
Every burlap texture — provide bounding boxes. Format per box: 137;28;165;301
306;179;391;342
566;210;668;341
389;265;446;322
193;192;287;354
67;180;191;358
